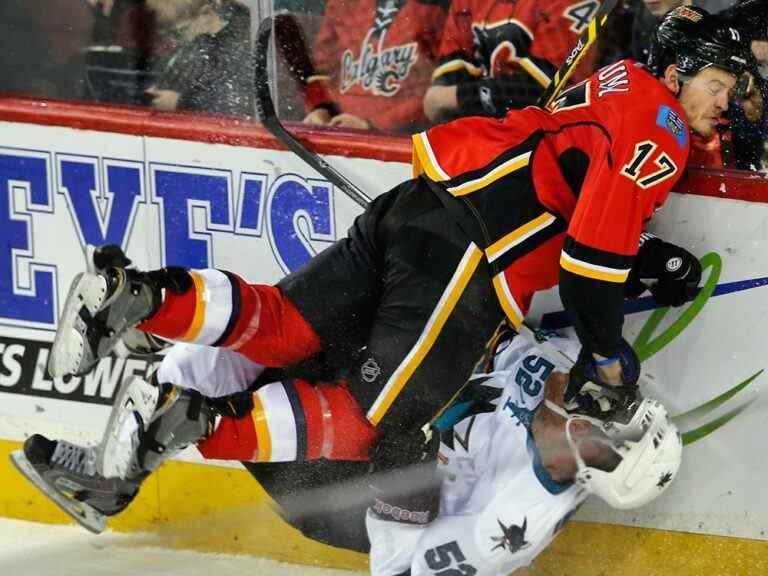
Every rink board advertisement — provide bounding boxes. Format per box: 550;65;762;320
0;104;766;572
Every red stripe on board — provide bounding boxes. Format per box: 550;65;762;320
678;167;768;204
2;96;767;201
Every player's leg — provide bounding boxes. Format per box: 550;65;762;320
338;180;504;525
48;182;406;379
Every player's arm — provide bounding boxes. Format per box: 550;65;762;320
424;0;483;123
559;102;687;372
426;0;554;120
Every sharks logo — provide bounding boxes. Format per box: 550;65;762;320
491;517;531;554
503;396;536;428
657;471;674;488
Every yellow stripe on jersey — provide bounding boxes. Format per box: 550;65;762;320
431;59;483;82
367;244;484;425
447;151;531;196
180;271;207;342
492;272;524;329
251;392;272;462
412;132;450;182
518;57;551;88
560;251;630;283
485;212;556;263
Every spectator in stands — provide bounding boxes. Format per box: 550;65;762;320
423;0;602;124
0;0;92;100
302;0;449;132
631;0;689;63
0;1;57;97
143;0;252;116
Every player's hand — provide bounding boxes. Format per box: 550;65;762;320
329;113;372;130
145;88;180;111
302;108;333;125
565;340;640;418
423;85;458;122
626;235;701;307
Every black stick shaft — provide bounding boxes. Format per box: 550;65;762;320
254;17;373;209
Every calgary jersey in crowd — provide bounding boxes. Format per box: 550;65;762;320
306;0;449;131
413;59;690;357
367;332;587;576
431;0;603;115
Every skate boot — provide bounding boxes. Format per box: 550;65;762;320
48;259;194;378
48;267;161;378
85;244;170;360
10;435;142;534
98;374;216;479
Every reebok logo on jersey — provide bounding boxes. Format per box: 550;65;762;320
656;105;688;149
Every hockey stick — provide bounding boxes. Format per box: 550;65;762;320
253;15;373;208
536;0;620;108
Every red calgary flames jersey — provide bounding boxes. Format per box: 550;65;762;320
306;0;448;131
413;60;690;328
432;0;602;87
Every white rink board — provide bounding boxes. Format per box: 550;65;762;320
0;120;767;541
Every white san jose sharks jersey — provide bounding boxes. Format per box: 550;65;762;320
367;332;588;576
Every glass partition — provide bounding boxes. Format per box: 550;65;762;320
1;0;765;170
0;0;257;117
263;0;767;171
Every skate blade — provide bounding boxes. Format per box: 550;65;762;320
49;272;108;378
10;450;107;534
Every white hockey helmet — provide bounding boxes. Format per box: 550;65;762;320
547;398;683;509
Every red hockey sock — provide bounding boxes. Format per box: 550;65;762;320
139;270;320;367
197;379;378;463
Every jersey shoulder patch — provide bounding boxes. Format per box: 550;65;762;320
655;104;688;149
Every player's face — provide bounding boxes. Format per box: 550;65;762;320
643;0;685;18
678;67;737;138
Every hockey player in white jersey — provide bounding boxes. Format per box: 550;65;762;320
12;321;681;576
367;330;681;575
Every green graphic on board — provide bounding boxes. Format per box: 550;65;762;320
631;252;761;445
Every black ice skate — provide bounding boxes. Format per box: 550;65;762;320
10;435;140;534
48;267;160;377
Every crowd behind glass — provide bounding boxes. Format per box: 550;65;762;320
1;0;765;170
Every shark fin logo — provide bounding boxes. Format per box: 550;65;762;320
491;517;531;554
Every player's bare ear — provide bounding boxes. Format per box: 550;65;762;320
662;64;681;96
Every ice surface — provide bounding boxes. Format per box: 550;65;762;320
0;518;366;576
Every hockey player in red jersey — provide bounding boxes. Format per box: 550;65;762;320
424;0;603;122
302;0;449;131
15;329;682;574
46;7;747;531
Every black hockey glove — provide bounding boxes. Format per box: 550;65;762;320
564;339;640;418
626;234;702;307
91;244;132;270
